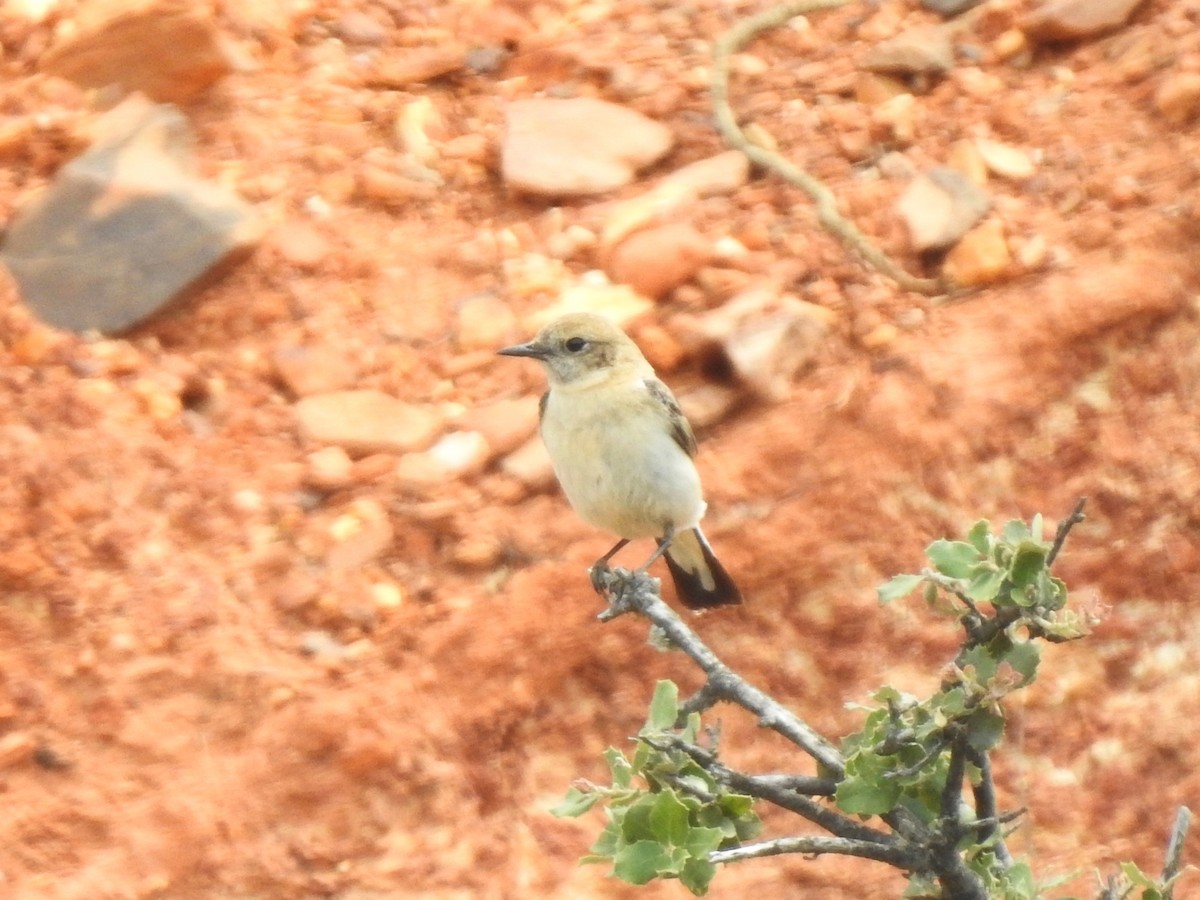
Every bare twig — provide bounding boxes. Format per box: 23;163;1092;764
1162;806;1191;900
710;834;919;868
710;0;945;296
1047;496;1088;568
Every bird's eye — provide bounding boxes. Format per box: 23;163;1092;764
564;337;587;353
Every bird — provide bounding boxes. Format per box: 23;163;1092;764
497;312;742;609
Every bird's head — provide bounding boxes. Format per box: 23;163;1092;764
497;313;647;388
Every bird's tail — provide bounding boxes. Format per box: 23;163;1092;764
662;527;742;609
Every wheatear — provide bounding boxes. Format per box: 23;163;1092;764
498;312;742;609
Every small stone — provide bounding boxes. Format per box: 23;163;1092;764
871;93;919;145
678;384;740;428
1014;233;1050;270
895;167;991;253
299;630;349;660
501;98;674;197
860;25;954;76
271;346;357;397
975;139;1036;181
692;289;832;401
598;184;695;250
607;223;713;300
456;293;519;351
370;581;404;610
992;29;1030;62
657;150;751;197
450;536;503;569
1023;0;1148;43
0;732;36;769
357;164;440;207
332;11;387;45
943;218;1012;286
1;97;261;334
947;139;989;186
41;2;236;103
426;431;490;479
500;436;556;489
326;512;394;571
920;0;984;14
364;45;466;87
1154;72;1200;125
271;221;332;270
455;397;539;458
531;281;653;328
295;390;441;456
860;323;900;348
854;72;911;105
303;446;355;491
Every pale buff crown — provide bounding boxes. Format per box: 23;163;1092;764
498;313;653;389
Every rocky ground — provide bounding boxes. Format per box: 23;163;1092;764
1;0;1198;897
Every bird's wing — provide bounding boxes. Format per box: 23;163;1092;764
644;377;697;458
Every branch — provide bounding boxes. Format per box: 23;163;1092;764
1047;496;1088;568
650;736;892;846
596;568;845;774
967;745;1014;867
1162;806;1191;900
710;834;920;868
710;0;945;296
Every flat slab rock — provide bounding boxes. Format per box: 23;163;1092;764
501;97;674;197
40;0;236;104
0;98;261;334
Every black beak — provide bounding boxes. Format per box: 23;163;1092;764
497;341;549;360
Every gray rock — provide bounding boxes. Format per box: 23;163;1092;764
919;0;985;15
1;99;261;334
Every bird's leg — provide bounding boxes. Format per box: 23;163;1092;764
636;525;675;574
589;538;630;593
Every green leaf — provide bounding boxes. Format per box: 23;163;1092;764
585;821;620;861
620;796;657;843
718;793;754;818
649;791;691;846
613;840;670;884
551;786;600;818
684;825;725;856
878;573;924;604
967;519;992;553
1009;541;1048;589
965;708;1005;752
645;680;679;732
927;540;980;578
1001;640;1041;684
1119;861;1159;889
679;856;717;895
605;747;633;789
966;566;1005;603
836;755;902;815
1002;519;1030;544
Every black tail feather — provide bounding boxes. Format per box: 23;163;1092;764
662;529;742;609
